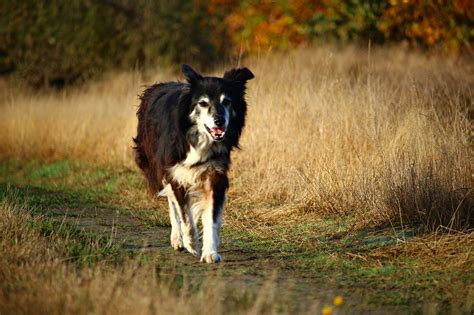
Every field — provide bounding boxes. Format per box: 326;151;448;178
1;46;473;314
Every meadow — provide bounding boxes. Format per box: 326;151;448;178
1;46;473;314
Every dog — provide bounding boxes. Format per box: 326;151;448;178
133;64;254;263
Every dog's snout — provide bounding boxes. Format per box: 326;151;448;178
214;117;225;127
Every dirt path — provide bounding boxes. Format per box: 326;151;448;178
53;207;266;269
49;206;391;313
49;208;418;314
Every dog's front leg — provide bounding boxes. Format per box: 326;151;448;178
200;172;228;263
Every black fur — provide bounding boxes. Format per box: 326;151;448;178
134;65;254;262
134;65;254;196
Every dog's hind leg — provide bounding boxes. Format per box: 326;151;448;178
170;184;200;257
187;199;203;255
164;185;184;251
181;200;200;257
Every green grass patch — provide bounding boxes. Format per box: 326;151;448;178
29;217;124;265
2;189;127;267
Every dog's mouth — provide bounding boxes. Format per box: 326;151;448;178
205;125;226;141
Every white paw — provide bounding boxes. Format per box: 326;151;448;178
170;234;183;251
200;251;222;263
184;244;200;257
182;235;200;256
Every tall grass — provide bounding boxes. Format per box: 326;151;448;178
1;46;472;230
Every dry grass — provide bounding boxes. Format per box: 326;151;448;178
367;232;474;271
0;45;472;230
0;71;146;163
1;196;312;315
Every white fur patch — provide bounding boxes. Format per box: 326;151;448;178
170;137;227;189
189;103;215;140
197;95;210;104
162;184;200;255
190;95;231;136
162;184;183;250
220;94;231;104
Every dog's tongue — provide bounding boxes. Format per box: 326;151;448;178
211;127;225;136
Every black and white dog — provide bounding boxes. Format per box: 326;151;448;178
134;65;254;263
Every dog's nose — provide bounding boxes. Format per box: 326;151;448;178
214;117;225;127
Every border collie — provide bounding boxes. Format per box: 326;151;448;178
134;65;254;263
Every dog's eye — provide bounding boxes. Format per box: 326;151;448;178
198;101;209;107
222;98;231;106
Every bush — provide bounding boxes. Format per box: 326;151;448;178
1;1;121;87
379;0;474;53
1;0;472;87
217;0;473;54
0;0;228;87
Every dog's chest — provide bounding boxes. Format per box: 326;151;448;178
170;142;227;188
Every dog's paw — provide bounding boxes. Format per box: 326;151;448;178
184;245;200;257
170;234;183;251
182;235;200;256
200;251;222;263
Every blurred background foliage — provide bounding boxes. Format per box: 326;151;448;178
0;0;472;87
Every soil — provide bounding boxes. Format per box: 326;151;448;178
49;206;398;314
50;208;352;310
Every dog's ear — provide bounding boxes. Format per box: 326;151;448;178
223;67;254;86
182;64;202;85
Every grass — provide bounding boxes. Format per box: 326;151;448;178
3;195;334;315
1;162;472;313
1;46;471;230
0;45;473;313
1;190;122;266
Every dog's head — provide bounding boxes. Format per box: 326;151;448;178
183;64;254;142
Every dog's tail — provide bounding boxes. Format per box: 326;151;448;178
133;85;163;196
133;87;149;172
